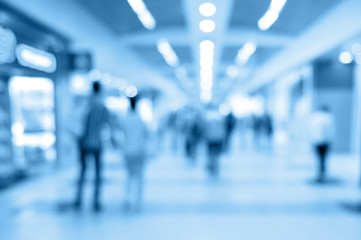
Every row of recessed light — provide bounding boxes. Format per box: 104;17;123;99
199;2;216;103
226;0;287;79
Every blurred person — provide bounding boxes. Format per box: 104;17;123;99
204;106;226;177
116;96;149;212
262;112;274;149
309;105;335;183
184;110;203;163
73;81;113;212
251;114;262;148
223;111;236;153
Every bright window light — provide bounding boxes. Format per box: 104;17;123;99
199;19;216;33
157;38;179;67
258;0;287;31
339;51;353;64
199;2;216;17
10;76;53;92
126;85;138;97
127;0;156;30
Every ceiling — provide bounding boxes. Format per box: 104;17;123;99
72;0;346;100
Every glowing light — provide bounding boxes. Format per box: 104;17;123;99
16;44;56;73
200;90;212;103
226;65;239;78
157;38;179;67
352;43;361;55
127;0;156;30
138;98;153;122
70;75;88;93
10;76;53;92
199;19;216;33
356;55;361;65
200;40;215;50
339;51;353;64
105;96;130;111
236;42;257;66
258;0;287;31
199;2;216;17
126;85;138;97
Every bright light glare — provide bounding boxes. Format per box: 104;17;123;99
157;38;179;67
200;79;213;91
339;51;353;64
226;65;239;78
200;40;215;50
127;0;156;30
16;44;56;73
270;0;287;12
10;77;53;92
200;90;212;103
199;2;216;17
105;96;129;111
199;19;216;33
237;42;257;65
258;10;279;31
352;43;361;55
126;85;138;97
200;57;214;69
356;55;361;65
258;0;287;31
138;98;153;122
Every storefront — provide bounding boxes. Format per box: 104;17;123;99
0;2;70;185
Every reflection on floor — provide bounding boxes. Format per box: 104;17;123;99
1;139;361;240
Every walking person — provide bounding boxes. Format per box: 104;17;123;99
73;81;113;212
309;105;335;183
204;106;226;177
116;96;150;212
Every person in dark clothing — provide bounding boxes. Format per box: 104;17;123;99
224;112;236;152
73;81;112;211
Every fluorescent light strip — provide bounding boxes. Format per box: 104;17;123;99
258;0;287;31
157;39;179;67
127;0;156;30
236;42;257;66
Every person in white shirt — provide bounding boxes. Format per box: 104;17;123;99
116;96;149;212
309;105;335;183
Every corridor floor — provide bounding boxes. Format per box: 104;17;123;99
1;142;361;240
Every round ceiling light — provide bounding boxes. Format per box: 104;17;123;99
199;2;216;17
199;19;216;33
339;51;353;64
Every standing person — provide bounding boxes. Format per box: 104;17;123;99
309;105;335;183
224;111;236;153
74;81;112;212
204;106;226;177
117;96;149;212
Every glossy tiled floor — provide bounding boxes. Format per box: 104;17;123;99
1;136;361;240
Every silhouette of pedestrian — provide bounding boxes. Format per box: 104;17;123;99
73;81;112;211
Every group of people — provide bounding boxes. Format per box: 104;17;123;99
168;105;237;177
67;82;336;213
69;81;149;212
